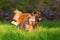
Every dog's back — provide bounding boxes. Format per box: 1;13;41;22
17;13;31;24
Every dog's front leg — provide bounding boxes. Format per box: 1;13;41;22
35;23;40;31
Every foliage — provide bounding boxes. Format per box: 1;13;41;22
0;0;40;12
0;0;60;21
0;0;11;10
0;0;60;11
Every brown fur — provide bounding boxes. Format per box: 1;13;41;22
13;9;32;30
13;9;22;21
24;10;41;31
17;13;31;24
12;9;41;31
31;10;42;31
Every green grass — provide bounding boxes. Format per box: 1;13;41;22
39;21;60;28
0;21;60;40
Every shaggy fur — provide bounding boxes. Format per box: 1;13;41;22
12;9;42;31
31;10;42;31
11;9;22;26
13;9;22;21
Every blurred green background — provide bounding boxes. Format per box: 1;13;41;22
0;0;60;40
0;0;60;21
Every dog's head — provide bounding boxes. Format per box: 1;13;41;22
32;10;42;22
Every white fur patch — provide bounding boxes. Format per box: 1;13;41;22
29;16;36;25
11;21;18;26
29;16;35;21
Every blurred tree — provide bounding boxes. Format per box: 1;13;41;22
0;0;60;21
0;0;41;12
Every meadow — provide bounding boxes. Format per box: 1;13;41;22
0;21;60;40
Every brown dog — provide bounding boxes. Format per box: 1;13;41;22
11;9;32;31
11;9;42;31
25;10;42;31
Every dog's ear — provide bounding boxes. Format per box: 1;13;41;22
33;11;37;14
32;10;37;16
32;10;41;15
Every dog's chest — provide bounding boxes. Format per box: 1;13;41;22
29;16;36;25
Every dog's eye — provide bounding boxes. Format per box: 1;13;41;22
34;12;36;14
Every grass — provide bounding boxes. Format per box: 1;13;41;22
0;21;60;40
39;21;60;28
